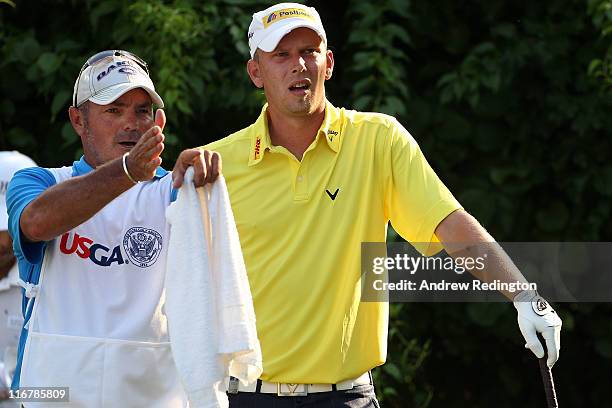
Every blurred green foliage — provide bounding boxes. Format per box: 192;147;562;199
1;0;611;406
588;0;612;90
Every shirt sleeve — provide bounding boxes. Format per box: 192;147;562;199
6;167;56;265
384;119;462;256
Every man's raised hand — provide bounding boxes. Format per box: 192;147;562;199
125;109;166;182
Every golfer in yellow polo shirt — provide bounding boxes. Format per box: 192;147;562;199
204;3;562;406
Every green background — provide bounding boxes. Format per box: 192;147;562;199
1;0;611;406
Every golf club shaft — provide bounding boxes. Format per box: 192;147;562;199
537;333;559;408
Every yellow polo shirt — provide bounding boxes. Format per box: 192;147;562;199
204;101;461;383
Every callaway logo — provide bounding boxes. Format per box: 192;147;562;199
326;188;339;201
532;297;552;316
96;60;137;81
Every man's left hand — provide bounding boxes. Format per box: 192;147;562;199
172;148;221;188
513;290;562;368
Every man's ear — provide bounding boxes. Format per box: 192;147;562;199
247;58;264;89
68;105;87;139
325;49;335;80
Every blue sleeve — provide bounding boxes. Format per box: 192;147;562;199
170;187;178;203
6;167;56;266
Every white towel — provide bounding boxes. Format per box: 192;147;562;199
165;169;262;408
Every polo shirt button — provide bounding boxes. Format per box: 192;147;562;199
297;176;303;182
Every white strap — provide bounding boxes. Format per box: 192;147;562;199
17;279;39;298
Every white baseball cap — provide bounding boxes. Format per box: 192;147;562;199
248;3;327;58
0;151;37;230
72;50;164;108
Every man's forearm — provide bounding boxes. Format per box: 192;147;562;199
21;157;135;242
435;209;528;300
463;241;528;300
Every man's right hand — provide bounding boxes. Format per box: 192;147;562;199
125;109;166;182
513;290;562;368
172;148;221;188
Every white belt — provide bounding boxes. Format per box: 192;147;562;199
227;372;371;396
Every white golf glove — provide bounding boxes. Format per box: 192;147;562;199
513;290;562;368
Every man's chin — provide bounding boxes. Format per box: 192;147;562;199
286;99;323;116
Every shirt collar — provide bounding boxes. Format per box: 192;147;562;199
318;100;342;153
248;100;343;166
248;108;273;166
73;156;168;178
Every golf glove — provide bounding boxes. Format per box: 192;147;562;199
513;290;562;368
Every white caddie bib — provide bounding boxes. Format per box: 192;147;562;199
19;167;187;408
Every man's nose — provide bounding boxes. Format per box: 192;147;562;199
291;56;307;74
122;110;138;132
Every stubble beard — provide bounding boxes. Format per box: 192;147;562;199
83;126;105;168
287;97;312;115
286;88;325;117
80;106;105;167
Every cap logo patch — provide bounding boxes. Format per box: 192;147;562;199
266;12;277;24
262;8;314;28
96;61;137;82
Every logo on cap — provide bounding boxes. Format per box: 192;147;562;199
266;13;277;24
96;60;138;82
262;8;314;28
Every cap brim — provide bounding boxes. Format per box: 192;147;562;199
257;21;326;54
89;83;165;108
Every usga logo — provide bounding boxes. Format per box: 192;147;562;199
123;227;163;268
59;227;163;268
60;232;126;267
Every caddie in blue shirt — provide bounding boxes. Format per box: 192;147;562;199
6;50;220;407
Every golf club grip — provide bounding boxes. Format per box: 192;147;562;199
537;333;559;408
538;358;558;407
